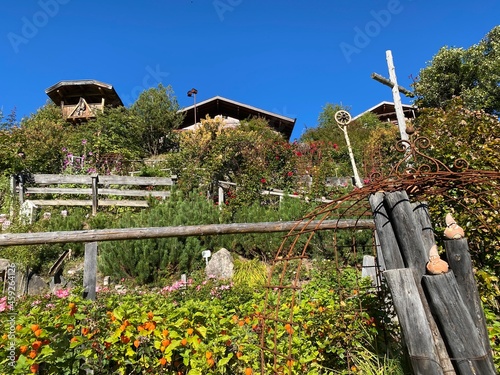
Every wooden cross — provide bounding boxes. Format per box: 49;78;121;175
371;50;414;142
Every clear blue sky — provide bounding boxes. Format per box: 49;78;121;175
1;0;499;141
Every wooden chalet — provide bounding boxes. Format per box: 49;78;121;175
352;101;417;124
179;96;296;141
45;80;123;122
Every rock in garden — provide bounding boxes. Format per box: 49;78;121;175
205;248;234;280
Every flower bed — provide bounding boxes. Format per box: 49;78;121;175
0;269;384;374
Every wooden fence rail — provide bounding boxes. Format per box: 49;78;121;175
0;219;375;247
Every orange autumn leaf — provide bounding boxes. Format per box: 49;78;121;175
70;337;78;343
147;311;154;320
81;327;89;336
186;328;194;335
181;338;188;346
162;329;169;337
16;324;22;331
159;357;167;366
34;329;43;337
284;323;293;335
205;351;213;360
31;324;40;332
29;350;37;359
207;358;215;367
245;368;253;375
67;324;74;332
30;363;39;373
20;345;28;354
133;339;140;348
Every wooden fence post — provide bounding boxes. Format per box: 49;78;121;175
369;192;405;270
18;174;25;206
9;176;15;216
384;191;428;278
91;175;99;216
83;242;97;301
422;272;496;374
385;268;444;375
444;238;494;367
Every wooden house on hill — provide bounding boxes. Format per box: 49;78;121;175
45;80;123;123
179;96;296;141
352;101;417;124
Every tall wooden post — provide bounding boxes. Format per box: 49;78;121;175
444;238;494;368
91;174;99;216
83;242;97;301
18;174;25;206
385;269;444;375
9;175;16;218
386;50;409;142
371;50;413;142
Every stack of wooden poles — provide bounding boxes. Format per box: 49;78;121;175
369;190;496;375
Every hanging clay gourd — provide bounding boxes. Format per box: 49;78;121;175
426;244;449;275
444;213;465;239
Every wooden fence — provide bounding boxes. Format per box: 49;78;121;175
0;219;375;300
13;173;176;216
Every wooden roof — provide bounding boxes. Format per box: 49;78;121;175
45;80;123;107
180;96;296;140
352;101;417;123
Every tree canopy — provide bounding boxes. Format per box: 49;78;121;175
413;26;500;115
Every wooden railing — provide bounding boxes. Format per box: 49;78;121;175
14;173;176;215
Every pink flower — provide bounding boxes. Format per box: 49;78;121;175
55;288;70;298
0;297;7;312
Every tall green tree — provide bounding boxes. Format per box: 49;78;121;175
130;84;185;156
413;26;500;114
8;104;68;174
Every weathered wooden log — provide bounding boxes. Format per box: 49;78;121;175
422;272;497;374
409;201;456;373
369;192;405;270
412;201;435;252
385;269;444;375
444;238;494;367
384;191;428;279
0;219;374;247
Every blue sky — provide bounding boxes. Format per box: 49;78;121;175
1;0;499;141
